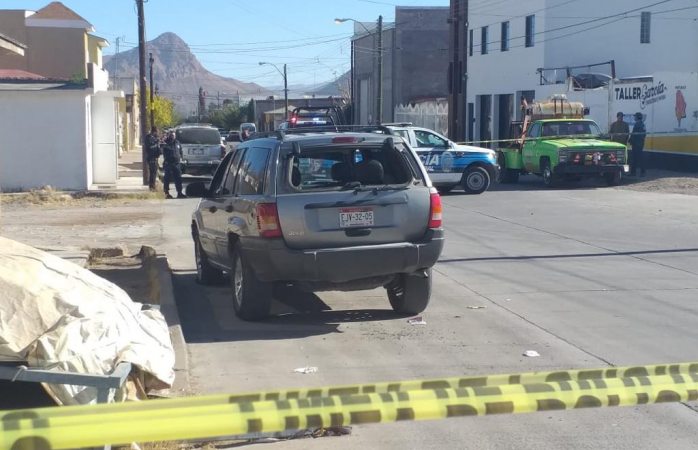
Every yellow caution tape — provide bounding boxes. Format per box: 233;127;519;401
223;361;698;403
2;365;698;449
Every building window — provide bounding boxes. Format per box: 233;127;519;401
469;29;473;56
641;12;651;43
501;21;510;52
481;26;488;55
525;15;535;48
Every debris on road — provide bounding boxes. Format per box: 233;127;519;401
523;350;541;357
293;367;318;374
311;426;353;438
467;305;486;310
407;316;427;325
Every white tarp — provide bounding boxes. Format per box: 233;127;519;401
0;236;175;405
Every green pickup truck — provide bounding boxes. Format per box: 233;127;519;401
498;118;629;187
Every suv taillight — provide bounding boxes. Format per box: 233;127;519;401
256;203;282;238
428;188;442;228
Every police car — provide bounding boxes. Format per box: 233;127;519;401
383;124;499;194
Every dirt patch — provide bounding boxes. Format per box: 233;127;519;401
37;209;162;227
0;185;164;206
617;170;698;196
89;246;161;305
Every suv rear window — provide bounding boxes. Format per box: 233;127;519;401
176;128;221;145
288;142;415;191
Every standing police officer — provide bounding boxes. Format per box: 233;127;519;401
162;131;186;199
630;112;647;177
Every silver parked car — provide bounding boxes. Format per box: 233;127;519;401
186;129;445;320
176;125;225;175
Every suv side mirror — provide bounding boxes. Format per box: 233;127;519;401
185;181;208;198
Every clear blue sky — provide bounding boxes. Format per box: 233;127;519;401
3;0;448;88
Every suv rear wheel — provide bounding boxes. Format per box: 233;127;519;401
386;269;432;314
230;242;272;321
194;233;224;285
462;166;490;194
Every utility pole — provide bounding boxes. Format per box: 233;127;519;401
149;52;154;130
137;0;148;185
460;0;468;142
283;64;289;120
448;0;468;141
350;40;354;124
113;37;119;87
376;15;383;125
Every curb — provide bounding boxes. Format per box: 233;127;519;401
154;254;191;396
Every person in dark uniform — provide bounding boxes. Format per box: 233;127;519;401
609;112;630;145
629;112;647;177
145;127;161;191
162;131;186;198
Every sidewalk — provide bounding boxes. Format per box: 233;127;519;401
90;148;151;193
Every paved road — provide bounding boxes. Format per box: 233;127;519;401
3;178;697;448
154;179;698;449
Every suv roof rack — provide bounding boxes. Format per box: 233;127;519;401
246;125;396;142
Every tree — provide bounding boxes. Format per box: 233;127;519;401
141;87;178;129
208;104;245;130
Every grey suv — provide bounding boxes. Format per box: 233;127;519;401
186;129;445;320
176;125;225;175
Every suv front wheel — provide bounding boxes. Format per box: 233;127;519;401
386;269;432;314
230;242;272;321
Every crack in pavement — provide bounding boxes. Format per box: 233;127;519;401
467;209;698;278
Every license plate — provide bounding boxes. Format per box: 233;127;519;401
191;148;204;155
339;208;374;228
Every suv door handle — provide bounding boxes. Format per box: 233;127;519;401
225;205;234;213
209;206;217;213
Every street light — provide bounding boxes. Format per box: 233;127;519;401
335;16;383;124
259;61;288;122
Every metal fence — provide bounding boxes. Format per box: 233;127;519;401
394;101;449;135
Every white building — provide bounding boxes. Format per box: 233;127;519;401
0;63;123;192
466;0;698;159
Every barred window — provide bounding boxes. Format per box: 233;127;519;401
501;21;510;52
641;12;651;44
469;29;474;56
525;15;535;48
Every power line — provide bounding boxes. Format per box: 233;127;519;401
470;0;678;50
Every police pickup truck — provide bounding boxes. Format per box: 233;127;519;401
382;124;498;194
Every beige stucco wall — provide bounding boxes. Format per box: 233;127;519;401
87;35;103;67
25;27;87;79
0;11;29;70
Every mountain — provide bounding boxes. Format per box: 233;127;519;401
104;32;270;115
311;71;350;97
